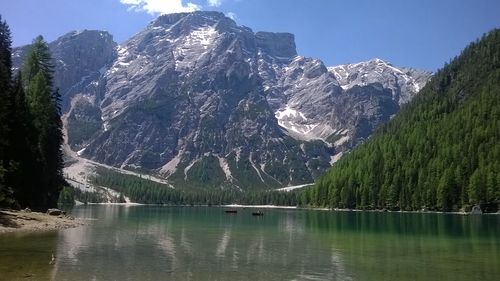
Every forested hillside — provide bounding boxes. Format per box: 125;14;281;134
90;167;299;206
302;30;500;211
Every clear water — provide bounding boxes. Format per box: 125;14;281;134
0;206;499;281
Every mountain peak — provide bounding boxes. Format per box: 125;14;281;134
150;11;228;28
328;58;432;104
255;32;297;59
369;57;388;64
145;11;297;61
55;30;114;44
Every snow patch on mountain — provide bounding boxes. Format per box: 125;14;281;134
186;25;218;48
275;105;308;121
275;183;314;192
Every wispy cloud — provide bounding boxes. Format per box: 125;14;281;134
120;0;200;15
226;12;236;20
207;0;222;7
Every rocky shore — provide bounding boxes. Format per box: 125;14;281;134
0;209;85;234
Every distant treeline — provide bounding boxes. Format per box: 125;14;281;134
301;30;500;211
87;167;299;206
0;16;64;210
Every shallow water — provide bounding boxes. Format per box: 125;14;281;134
0;206;499;280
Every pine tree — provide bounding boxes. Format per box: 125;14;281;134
44;86;64;207
0;15;13;207
5;73;39;207
22;36;54;89
21;35;64;210
0;16;11;88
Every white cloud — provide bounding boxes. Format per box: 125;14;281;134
207;0;222;7
226;12;236;20
120;0;200;15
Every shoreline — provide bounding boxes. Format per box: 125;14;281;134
84;202;144;206
0;209;86;235
308;207;500;215
72;202;499;215
222;204;298;209
218;205;498;215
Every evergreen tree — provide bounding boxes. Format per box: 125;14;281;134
20;35;64;210
0;17;63;209
22;36;54;88
4;73;39;207
0;15;13;207
0;16;11;89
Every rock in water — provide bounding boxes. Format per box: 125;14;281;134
47;209;62;216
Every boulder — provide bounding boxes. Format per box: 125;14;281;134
470;205;482;214
47;208;62;216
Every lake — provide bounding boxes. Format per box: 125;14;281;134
0;206;499;281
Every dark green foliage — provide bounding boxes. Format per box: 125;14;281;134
73;188;109;204
0;17;64;210
60;185;126;205
303;29;500;212
67;119;101;147
0;16;12;80
223;153;281;190
0;15;12;206
0;166;14;207
22;36;54;88
186;156;226;188
58;186;75;206
90;167;298;206
4;74;39;207
20;36;64;210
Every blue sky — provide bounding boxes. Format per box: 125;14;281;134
1;0;499;71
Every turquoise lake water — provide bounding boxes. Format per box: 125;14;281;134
0;205;499;280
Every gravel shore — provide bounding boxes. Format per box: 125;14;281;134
0;209;86;234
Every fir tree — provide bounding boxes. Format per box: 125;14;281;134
22;36;54;88
20;35;64;210
5;73;39;207
0;15;12;207
0;15;12;83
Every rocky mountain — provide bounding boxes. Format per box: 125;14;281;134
329;58;430;105
304;29;500;211
12;11;432;190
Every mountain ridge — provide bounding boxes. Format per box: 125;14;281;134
302;29;500;211
11;11;432;190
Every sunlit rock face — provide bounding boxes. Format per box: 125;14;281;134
12;11;432;189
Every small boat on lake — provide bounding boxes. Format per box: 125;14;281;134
252;211;264;216
225;210;238;213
